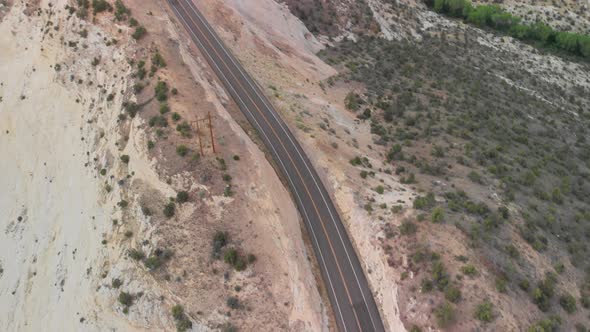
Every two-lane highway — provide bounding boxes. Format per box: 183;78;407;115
167;1;386;331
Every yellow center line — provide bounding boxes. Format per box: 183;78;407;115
174;1;364;330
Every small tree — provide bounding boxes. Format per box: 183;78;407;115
474;301;494;322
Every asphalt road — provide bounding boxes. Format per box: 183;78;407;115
167;1;386;331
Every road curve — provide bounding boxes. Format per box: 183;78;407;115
167;1;386;331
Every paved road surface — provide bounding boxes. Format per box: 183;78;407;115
167;1;386;331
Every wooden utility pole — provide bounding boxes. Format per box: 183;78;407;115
194;120;204;156
208;112;216;154
191;113;216;155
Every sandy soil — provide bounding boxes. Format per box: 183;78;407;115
0;1;168;330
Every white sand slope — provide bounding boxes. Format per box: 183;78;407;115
0;2;162;331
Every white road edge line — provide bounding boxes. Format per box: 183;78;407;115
171;2;348;331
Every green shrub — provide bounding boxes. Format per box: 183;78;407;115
118;291;133;307
159;103;170;114
474;301;494;322
144;256;161;270
120;155;130;163
171;305;192;332
413;193;435;210
132;26;147;40
461;264;477;276
176;121;192;137
114;0;130;20
176;145;188;157
344;92;362;111
431;207;444;223
176;191;189;203
128;248;145;261
212;231;228;258
149;115;168;127
527;316;561;332
92;0;111;13
112;278;123;289
152;52;166;68
374;185;385;194
226;296;240;309
224;248;238;266
421;279;433;292
155;81;168;101
400;221;417;235
435;302;456;328
163;202;175;218
444;286;462;303
559;293;577;314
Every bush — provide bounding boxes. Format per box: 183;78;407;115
112;278;123;289
527;316;561;332
533;273;557;311
413;193;435;210
224;248;247;271
118;291;133;307
159;103;170;114
212;231;228;258
431;206;444;223
224;248;238;266
444;286;462;303
474;301;494;322
120;155;130;163
128;248;145;261
152;52;166;68
421;279;433;292
132;26;147;40
374;185;385;194
559;293;577;314
149;115;168;127
92;0;111;13
468;170;483;184
144;255;161;270
171;305;192;332
176;145;188;157
176;191;189;203
114;0;130;20
432;261;449;290
163;202;175;218
400;221;417;235
155;81;168;101
435;302;456;328
226;296;240;309
461;264;477;276
345;92;362;111
176;121;192;137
